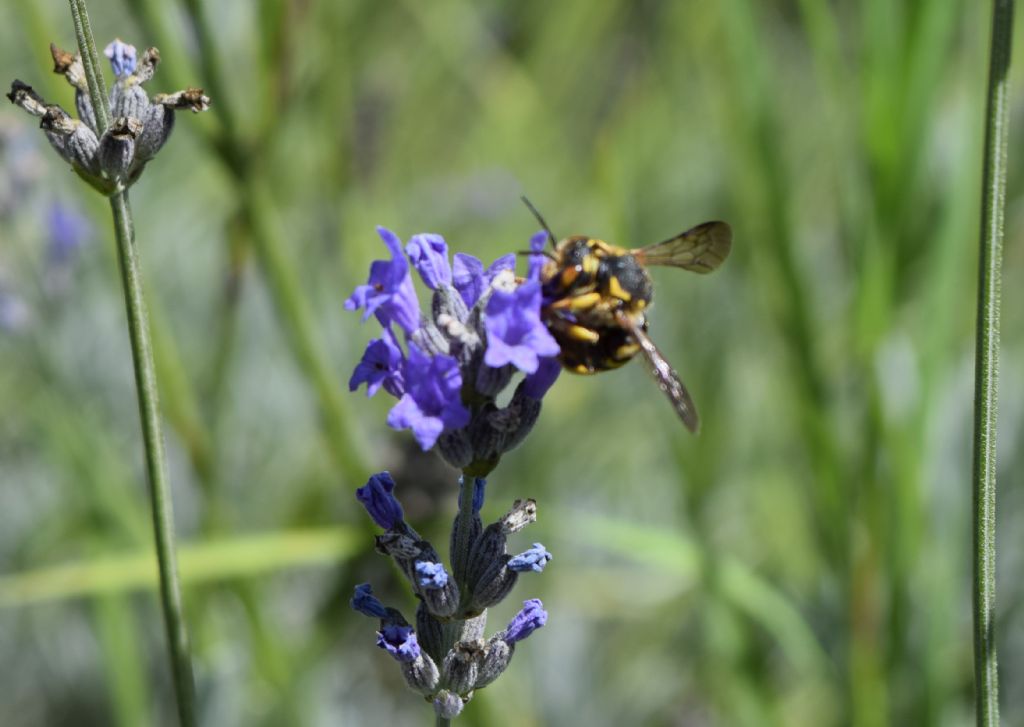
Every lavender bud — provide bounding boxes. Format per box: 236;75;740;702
417;569;459;619
433;284;469;323
442;639;485;696
356;471;405;530
350;583;388;618
415;560;449;590
377;621;421;663
475;362;515;398
374;531;422;560
502;599;547;645
468;404;504;461
400;652;440;695
435;428;473;470
433;690;464;720
500;387;543;452
410;319;450;356
41;107;100;178
111;82;149;123
470;563;517;611
415;603;446;664
474;638;512;689
99;117;142;183
135;104;173;162
450;476;485;585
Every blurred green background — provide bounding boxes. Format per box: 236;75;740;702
2;1;1023;725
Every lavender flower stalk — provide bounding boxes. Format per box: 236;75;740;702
347;227;557;722
7;10;210;725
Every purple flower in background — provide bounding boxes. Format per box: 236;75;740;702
0;285;30;333
356;471;405;530
387;345;470;450
103;39;138;78
484;280;559;374
452;252;516;308
345;227;421;334
406;233;451;289
349;327;405;398
377;623;421;663
46;202;91;265
504;599;548;644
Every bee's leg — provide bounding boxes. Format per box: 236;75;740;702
546;315;601;343
547;291;603;313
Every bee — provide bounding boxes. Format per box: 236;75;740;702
523;198;731;432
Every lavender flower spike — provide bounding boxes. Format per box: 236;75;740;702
356;472;405;530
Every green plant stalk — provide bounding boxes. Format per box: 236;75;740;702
972;1;1013;725
109;190;197;727
67;1;197;723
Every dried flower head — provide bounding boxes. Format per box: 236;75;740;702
7;40;209;195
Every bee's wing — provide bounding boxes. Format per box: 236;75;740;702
616;312;699;433
633;221;732;273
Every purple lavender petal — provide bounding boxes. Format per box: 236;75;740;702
349;327;405;398
350;583;389;618
508;543;552;573
484;280;559;374
104;39;137;78
414;561;449;590
522;356;562;399
345;227;421;334
46;203;91;265
504;598;548;644
406;233;452;289
355;471;405;530
526;230;549;282
452;253;485;308
377;623;421;663
386;345;470;450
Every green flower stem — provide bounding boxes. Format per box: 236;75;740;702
436;716;451;727
973;1;1013;725
67;1;197;723
68;0;109;134
109;190;197;727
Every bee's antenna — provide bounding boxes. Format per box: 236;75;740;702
521;195;558;250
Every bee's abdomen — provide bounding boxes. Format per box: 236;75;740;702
549;320;644;374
